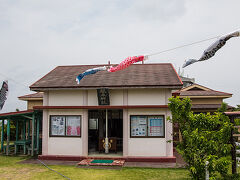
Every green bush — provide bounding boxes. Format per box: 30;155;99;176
168;97;232;179
234;118;240;126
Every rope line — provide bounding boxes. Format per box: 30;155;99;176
0;34;222;87
37;159;71;180
0;72;29;88
148;35;220;56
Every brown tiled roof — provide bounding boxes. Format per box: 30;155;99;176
173;84;232;97
191;104;233;110
30;63;183;90
178;90;232;97
0;110;34;119
18;92;43;99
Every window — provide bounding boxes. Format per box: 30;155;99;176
50;115;81;137
130;116;147;137
130;115;165;138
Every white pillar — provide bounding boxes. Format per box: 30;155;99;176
42;110;49;155
123;109;128;156
82;90;88;156
42;91;49;155
123;89;128;156
165;89;173;156
105;109;109;153
82;109;88;156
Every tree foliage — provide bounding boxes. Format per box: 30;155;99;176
0;120;17;141
168;97;232;179
233;105;240;111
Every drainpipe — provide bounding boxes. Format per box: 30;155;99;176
105;109;109;153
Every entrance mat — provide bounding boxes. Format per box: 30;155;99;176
78;159;125;166
91;159;113;163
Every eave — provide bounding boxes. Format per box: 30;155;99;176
33;105;169;110
18;97;43;101
179;95;232;99
30;85;183;91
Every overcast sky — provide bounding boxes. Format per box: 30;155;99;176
0;0;239;113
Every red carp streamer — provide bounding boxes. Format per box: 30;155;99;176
108;55;145;72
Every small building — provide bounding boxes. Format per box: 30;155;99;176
18;92;43;109
25;63;182;162
172;83;232;113
172;83;232;144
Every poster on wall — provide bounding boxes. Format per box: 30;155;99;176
131;116;147;136
66;116;81;136
51;116;65;136
148;116;164;136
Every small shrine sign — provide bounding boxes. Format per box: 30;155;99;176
97;88;110;105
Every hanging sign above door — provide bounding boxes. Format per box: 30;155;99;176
97;88;110;105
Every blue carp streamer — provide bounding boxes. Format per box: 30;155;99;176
76;66;107;84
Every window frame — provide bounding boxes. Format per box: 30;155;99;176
130;115;165;138
49;115;82;137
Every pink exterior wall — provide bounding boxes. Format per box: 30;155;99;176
47;109;84;156
128;89;166;105
42;91;49;155
127;108;172;157
41;88;174;157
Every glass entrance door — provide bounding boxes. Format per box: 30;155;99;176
88;109;123;156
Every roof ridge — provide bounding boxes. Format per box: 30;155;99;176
180;83;232;95
170;64;183;85
56;63;172;68
193;83;232;95
18;92;43;98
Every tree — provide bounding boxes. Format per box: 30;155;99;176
168;97;232;179
217;102;228;113
233;105;240;111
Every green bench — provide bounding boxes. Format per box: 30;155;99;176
14;140;31;155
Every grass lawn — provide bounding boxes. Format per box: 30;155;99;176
0;155;191;180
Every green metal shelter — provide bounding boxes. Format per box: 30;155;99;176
0;110;42;156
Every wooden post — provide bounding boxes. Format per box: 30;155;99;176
23;120;26;141
1;120;4;152
230;116;237;174
28;120;30;140
16;120;19;141
23;120;27;154
36;115;40;155
6;119;10;155
15;120;19;154
31;113;35;156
